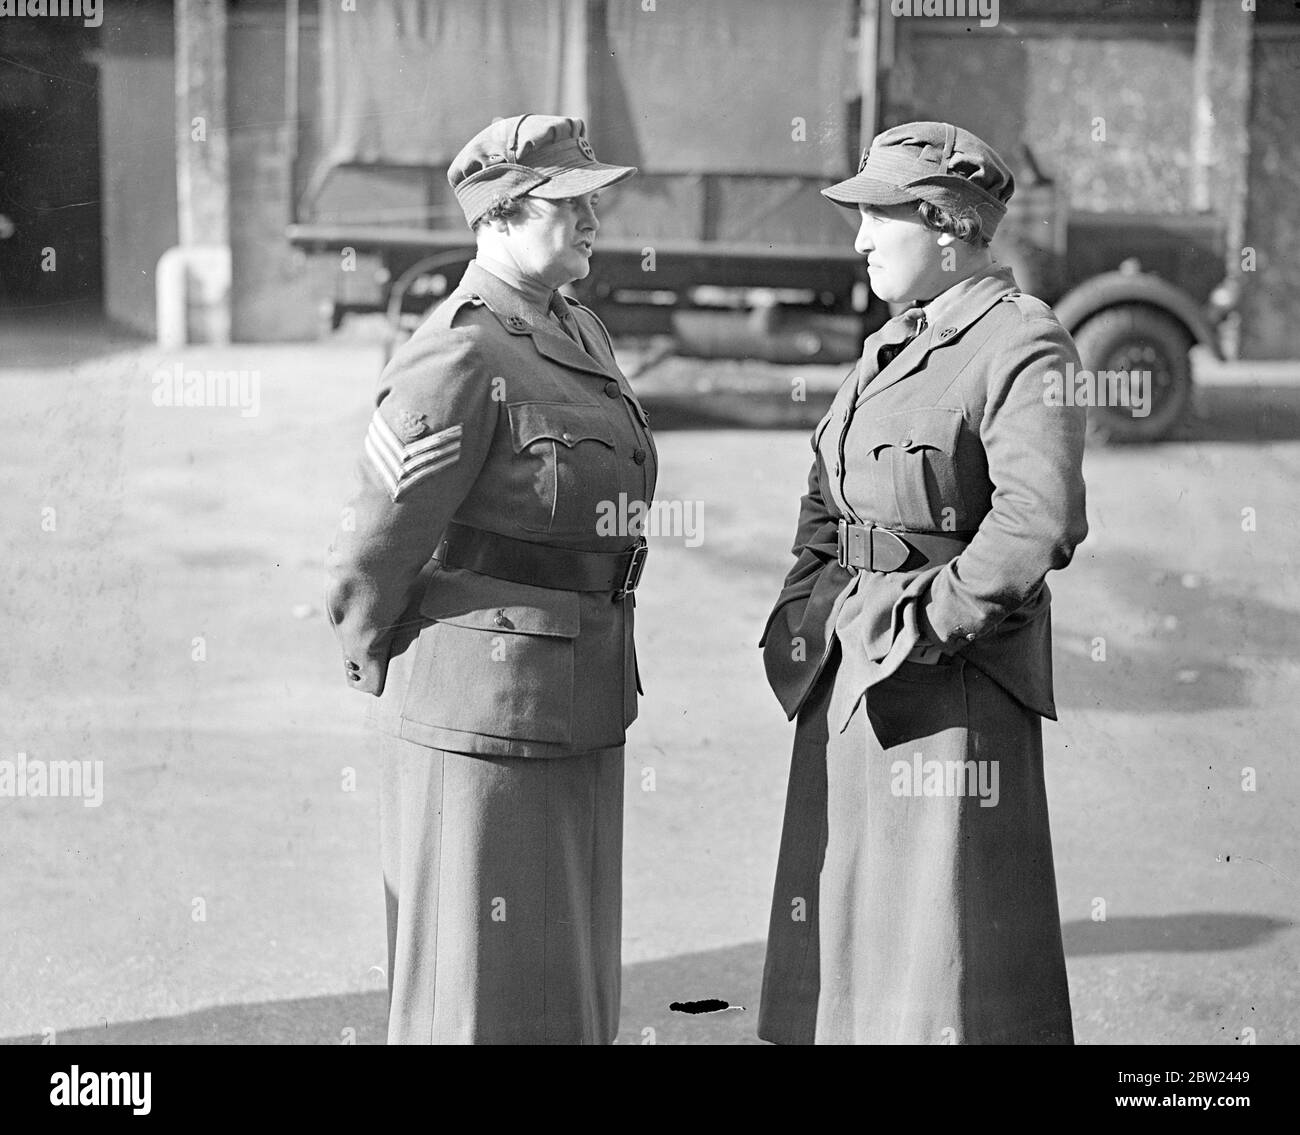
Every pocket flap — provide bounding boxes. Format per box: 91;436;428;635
419;565;580;637
860;406;963;456
509;401;617;452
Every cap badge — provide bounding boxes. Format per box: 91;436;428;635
395;409;428;441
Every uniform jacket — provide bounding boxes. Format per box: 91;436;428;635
760;264;1088;730
326;260;658;758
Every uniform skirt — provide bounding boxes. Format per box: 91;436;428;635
377;732;624;1045
758;650;1073;1045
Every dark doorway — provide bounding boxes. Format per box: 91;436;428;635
0;16;103;314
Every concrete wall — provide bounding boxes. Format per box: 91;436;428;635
888;24;1197;214
1240;31;1300;360
100;0;177;337
103;0;335;342
228;2;339;341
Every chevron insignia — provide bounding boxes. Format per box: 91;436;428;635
364;409;462;501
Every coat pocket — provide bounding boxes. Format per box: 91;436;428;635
401;567;581;744
508;401;620;536
858;406;963;525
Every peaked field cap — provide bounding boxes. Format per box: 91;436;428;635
822;121;1016;237
448;114;637;227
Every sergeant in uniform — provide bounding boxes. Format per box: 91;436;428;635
757;122;1088;1044
325;115;655;1045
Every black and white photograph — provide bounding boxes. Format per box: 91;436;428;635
1;0;1297;1085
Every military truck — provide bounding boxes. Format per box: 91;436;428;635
286;0;1232;442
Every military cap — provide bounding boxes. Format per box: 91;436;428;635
822;121;1015;237
448;114;636;228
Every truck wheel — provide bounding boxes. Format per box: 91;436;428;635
382;251;474;366
1070;305;1193;443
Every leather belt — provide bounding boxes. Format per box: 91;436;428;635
836;518;969;573
437;522;648;600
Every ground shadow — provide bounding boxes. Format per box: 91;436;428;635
639;373;1300;439
1177;383;1300;443
0;306;147;369
1061;912;1290;957
2;912;1286;1045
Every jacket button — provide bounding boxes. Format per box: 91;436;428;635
633;448;647;465
901;437;913;447
494;609;510;627
348;672;361;682
561;431;573;442
833;462;841;476
507;315;527;330
965;632;977;642
939;327;956;339
604;381;620;398
345;659;360;671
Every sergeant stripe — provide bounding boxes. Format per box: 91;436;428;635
364;410;462;501
393;451;460;496
366;418;461;476
404;425;463;458
364;434;400;497
368;412;405;466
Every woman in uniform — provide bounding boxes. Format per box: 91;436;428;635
758;122;1088;1044
325;115;656;1045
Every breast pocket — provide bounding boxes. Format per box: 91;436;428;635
508;401;620;536
402;568;581;744
858;407;964;527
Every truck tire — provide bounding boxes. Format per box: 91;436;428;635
1070;305;1193;443
382;251;474;366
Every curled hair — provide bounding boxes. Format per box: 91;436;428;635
474;192;527;229
915;200;990;248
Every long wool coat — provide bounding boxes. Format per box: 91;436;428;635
758;263;1088;1044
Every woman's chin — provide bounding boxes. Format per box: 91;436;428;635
866;275;900;304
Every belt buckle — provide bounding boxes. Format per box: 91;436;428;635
613;538;648;601
837;519;874;572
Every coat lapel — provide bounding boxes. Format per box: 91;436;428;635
460;262;618;381
856;266;1018;406
855;323;935;407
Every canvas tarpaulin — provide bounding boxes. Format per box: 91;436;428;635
319;0;572;168
594;0;852;176
316;0;853;176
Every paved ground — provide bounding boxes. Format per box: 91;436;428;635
1;314;1298;1045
